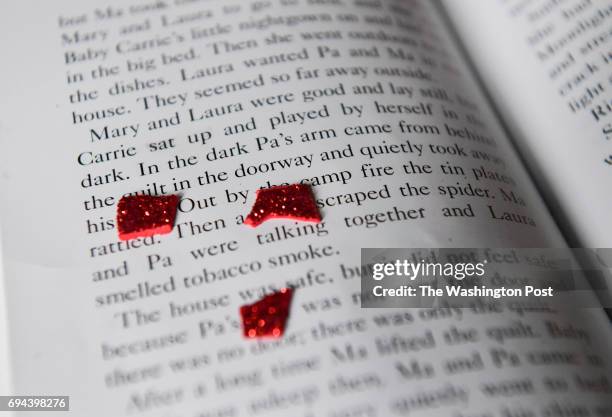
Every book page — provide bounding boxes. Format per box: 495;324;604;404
441;0;612;248
0;0;610;416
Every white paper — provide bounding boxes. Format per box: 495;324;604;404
441;0;612;248
0;0;611;416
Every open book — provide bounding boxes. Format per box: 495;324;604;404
0;0;611;415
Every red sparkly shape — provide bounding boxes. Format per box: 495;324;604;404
244;184;321;227
240;288;294;339
116;194;179;241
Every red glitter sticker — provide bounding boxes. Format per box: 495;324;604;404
116;194;179;241
244;184;321;227
240;288;294;339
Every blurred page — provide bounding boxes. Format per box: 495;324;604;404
442;0;612;248
0;225;11;400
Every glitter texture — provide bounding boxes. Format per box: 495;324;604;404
116;194;179;241
244;184;321;227
240;288;294;339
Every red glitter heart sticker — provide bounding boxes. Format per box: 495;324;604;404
244;184;321;227
116;194;179;241
240;288;294;339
